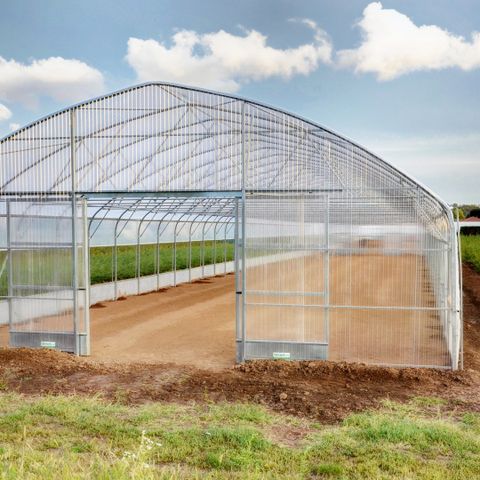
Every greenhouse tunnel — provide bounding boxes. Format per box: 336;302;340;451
0;82;462;369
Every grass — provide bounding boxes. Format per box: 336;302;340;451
461;234;480;273
0;394;479;479
0;240;234;296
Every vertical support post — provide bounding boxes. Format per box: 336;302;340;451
70;108;79;355
323;193;330;358
224;221;228;276
445;234;452;362
155;225;160;291
449;206;461;370
113;220;119;300
456;209;464;370
82;197;91;355
173;222;177;286
201;222;206;279
447;224;454;368
213;222;217;276
240;100;247;363
188;222;193;282
301;196;305;342
136;221;141;295
6;199;13;342
234;198;241;361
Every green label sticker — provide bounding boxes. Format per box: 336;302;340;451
40;341;56;348
273;352;291;360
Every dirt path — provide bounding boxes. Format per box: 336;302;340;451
90;275;236;369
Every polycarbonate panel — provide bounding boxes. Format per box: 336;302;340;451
0;197;88;354
329;308;450;367
244;194;329;348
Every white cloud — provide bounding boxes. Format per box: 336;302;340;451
0;103;12;121
126;21;332;92
0;56;105;109
337;2;480;80
9;122;20;132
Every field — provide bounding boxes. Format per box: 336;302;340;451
0;262;480;478
0;243;479;478
461;234;480;273
90;240;234;284
0;394;479;479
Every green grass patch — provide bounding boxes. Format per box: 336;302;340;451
0;394;479;479
461;234;480;273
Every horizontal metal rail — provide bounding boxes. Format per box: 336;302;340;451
244;339;328;346
245;302;448;311
1;296;75;301
247;290;326;297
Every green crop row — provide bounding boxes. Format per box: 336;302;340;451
0;240;234;296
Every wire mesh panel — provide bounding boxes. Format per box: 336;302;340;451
0;196;89;354
242;194;328;360
325;190;453;368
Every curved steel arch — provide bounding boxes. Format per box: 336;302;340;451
0;82;450;208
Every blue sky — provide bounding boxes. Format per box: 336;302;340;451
0;0;479;203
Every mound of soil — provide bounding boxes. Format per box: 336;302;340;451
1;263;480;423
0;352;477;423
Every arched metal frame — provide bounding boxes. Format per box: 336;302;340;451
86;195;236;298
0;82;461;369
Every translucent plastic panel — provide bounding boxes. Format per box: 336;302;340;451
329;308;450;367
4;197;88;353
245;304;326;343
244;194;329;345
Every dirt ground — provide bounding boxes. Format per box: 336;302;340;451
0;263;479;423
89;275;236;369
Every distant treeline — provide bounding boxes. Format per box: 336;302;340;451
453;204;480;220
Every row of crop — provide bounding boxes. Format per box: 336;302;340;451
0;240;234;296
90;240;234;284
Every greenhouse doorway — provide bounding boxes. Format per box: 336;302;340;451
2;193;243;367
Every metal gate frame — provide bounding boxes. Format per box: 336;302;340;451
6;195;90;355
237;193;331;362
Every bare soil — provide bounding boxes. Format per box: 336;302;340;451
89;274;236;370
0;263;479;423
